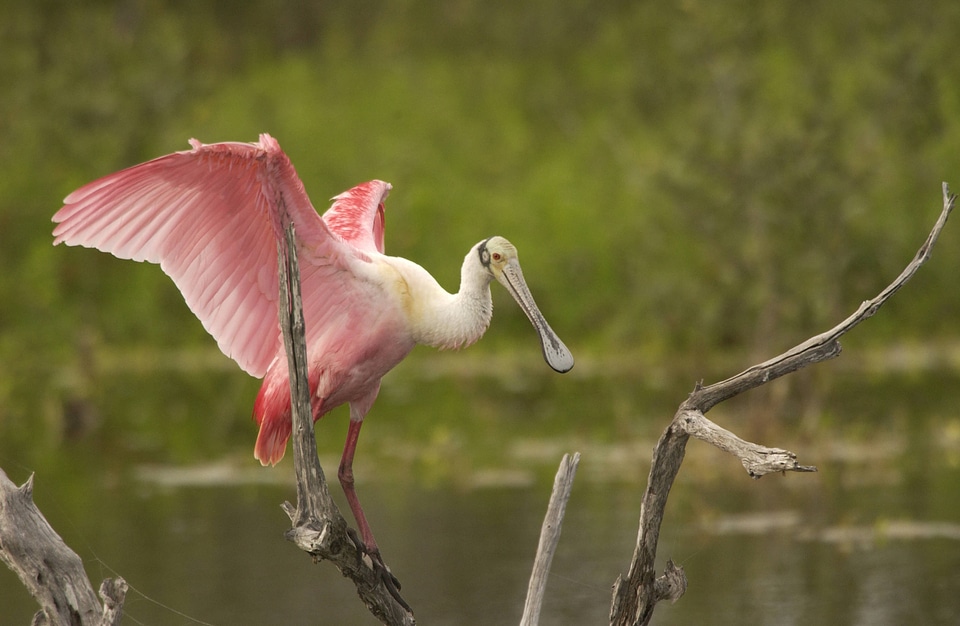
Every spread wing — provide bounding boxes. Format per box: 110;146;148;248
322;180;389;254
52;133;392;378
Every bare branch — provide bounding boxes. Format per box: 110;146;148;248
0;467;126;626
610;421;688;626
276;223;342;526
98;577;128;626
521;452;581;626
678;409;817;477
275;219;415;625
610;184;956;626
692;182;956;413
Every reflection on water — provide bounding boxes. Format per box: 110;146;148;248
3;365;960;624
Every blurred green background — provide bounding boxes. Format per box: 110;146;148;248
4;0;959;464
4;2;960;624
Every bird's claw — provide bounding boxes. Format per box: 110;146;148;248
346;528;411;613
369;549;410;613
346;527;366;567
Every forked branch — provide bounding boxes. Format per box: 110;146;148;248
610;183;956;626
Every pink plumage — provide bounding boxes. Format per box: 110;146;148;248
52;134;396;465
52;133;573;573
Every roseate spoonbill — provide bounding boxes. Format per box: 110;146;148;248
51;133;574;566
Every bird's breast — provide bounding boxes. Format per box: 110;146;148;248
310;303;416;411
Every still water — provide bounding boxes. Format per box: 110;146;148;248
3;356;960;624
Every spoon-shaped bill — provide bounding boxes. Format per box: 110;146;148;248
496;259;574;373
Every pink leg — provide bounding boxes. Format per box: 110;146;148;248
338;411;410;611
338;417;380;555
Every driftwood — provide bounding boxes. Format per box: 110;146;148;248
608;183;956;626
0;468;127;626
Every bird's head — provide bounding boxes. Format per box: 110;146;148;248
477;236;574;373
477;235;519;280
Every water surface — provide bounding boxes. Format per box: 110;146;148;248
3;364;960;624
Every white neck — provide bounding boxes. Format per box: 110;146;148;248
397;246;494;350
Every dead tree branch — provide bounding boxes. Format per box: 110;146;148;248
0;467;126;626
610;183;956;626
521;452;581;626
274;219;415;625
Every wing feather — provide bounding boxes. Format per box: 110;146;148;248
322;180;391;254
52;134;382;378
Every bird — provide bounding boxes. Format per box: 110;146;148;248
52;133;574;568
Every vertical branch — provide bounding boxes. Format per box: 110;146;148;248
276;222;337;524
609;426;689;626
521;452;581;626
275;219;415;625
98;577;129;626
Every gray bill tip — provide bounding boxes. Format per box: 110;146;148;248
540;330;574;373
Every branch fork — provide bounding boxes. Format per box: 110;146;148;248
610;183;956;626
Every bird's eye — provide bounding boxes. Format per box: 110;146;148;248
492;252;502;261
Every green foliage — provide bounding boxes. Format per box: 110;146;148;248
2;0;960;455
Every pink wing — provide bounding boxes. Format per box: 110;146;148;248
52;134;391;378
322;180;390;254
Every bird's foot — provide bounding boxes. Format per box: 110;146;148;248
346;528;411;613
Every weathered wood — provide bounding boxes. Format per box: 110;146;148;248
678;409;817;477
275;223;341;526
609;419;688;626
97;577;128;626
0;467;126;626
274;218;415;625
520;452;581;626
610;183;956;626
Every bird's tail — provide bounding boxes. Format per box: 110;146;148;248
253;376;292;466
252;361;322;466
254;412;291;466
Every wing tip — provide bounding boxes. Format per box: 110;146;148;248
257;133;280;153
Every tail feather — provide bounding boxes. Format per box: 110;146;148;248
254;412;291;466
252;361;322;466
253;364;293;466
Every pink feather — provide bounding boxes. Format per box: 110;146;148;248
53;134;397;464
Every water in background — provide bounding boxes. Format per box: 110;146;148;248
3;358;960;625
